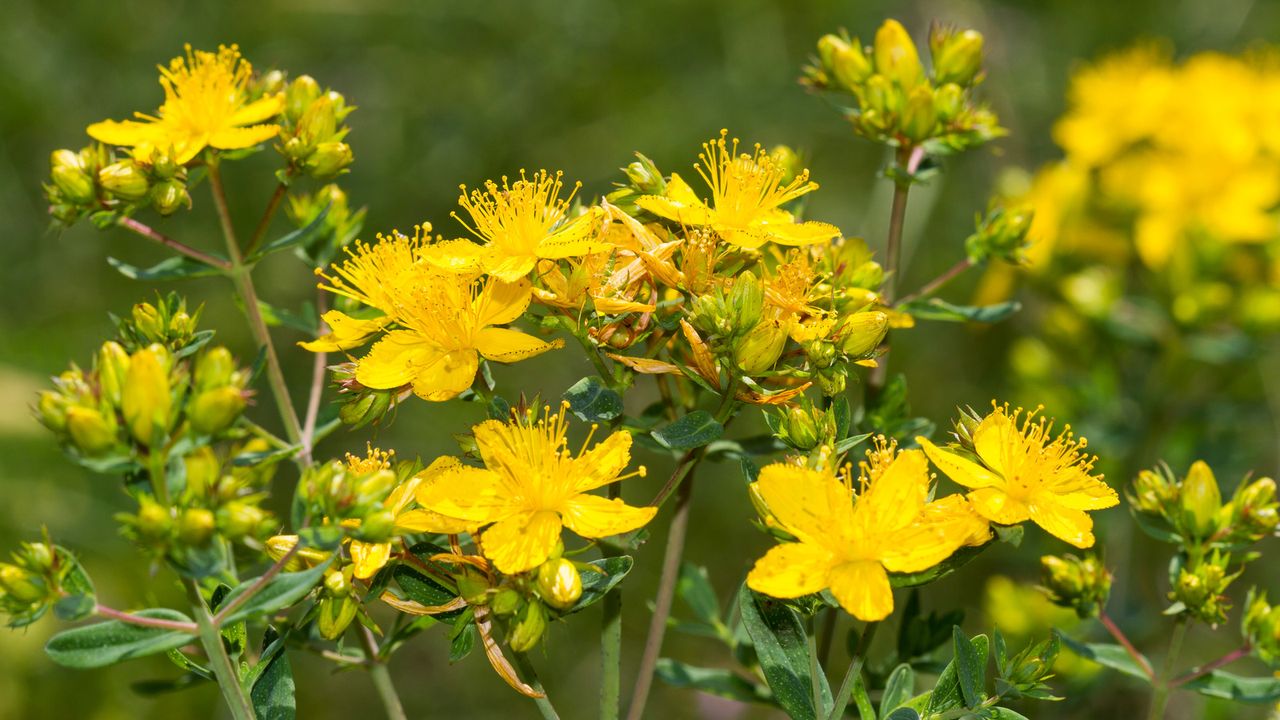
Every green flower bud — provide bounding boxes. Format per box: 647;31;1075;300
817;34;848;72
132;303;165;342
900;85;937;143
121;345;172;446
1181;460;1222;540
149;148;181;180
298;96;338;147
873;19;924;90
1040;553;1110;619
832;43;873;90
36;391;71;433
304;141;354;179
862;74;896;117
150;179;190;216
177;508;216;546
358;509;396;544
536;558;583;610
931;27;985;87
285;75;323;122
934;83;964;122
66;406;118;456
135;497;173;543
50;150;96;204
839;311;889;358
257;69;287;97
491;588;522;616
324;567;352;598
355;469;397;506
189;387;246;436
340;390;393;429
1243;591;1280;666
508;601;547;652
183;447;220;498
0;563;45;604
728;272;765;336
97;340;131;406
196;348;236;393
216;502;267;540
769;145;803;186
21;543;55;574
735;319;789;375
98;161;150;202
317;595;360;640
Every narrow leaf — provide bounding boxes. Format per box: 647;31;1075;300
107;255;223;281
45;609;195;668
739;588;830;720
567;556;634;614
1057;633;1152;680
218;558;332;625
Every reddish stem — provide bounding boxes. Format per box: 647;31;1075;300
1100;612;1156;680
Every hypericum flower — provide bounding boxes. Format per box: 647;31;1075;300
747;440;988;621
353;271;562;402
87;45;283;164
636;131;841;249
918;404;1119;548
448;170;608;282
413;405;656;574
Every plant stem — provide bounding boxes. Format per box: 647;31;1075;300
244;182;289;258
207;161;304;448
185;579;256;720
1146;617;1188;720
117;216;233;271
514;653;562;720
93;603;198;632
807;616;831;717
895;257;974;306
625;466;697;720
299;290;330;465
868;145;924;398
359;625;408;720
212;541;301;626
1100;612;1155;680
1170;644;1251;688
828;622;878;720
817;606;838;670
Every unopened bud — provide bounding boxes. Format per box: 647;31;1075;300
97;341;130;406
508;601;547;652
491;588;521;616
840;311;889;358
177;508;215;546
931;28;984;87
304;141;353;179
1040;553;1110;619
832;43;873;90
728;272;765;335
135;497;172;543
184;447;220;498
132;303;164;341
456;568;491;606
216;502;266;540
536;558;583;610
1181;460;1222;539
66;406;117;456
189;387;246;436
150;179;190;216
0;564;45;604
358;509;396;544
122;346;171;446
735;319;789;375
298;96;338;146
873;19;924;90
900;85;936;143
934;83;964;122
324;568;352;598
98;161;150;202
37;391;71;433
317;595;359;640
340;390;393;429
50;150;96;204
285;75;323;122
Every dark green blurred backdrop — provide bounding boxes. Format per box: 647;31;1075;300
2;1;1279;718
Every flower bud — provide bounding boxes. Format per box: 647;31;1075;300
122;346;172;446
1243;591;1280;666
189;386;246;436
132;303;164;341
817;34;848;71
177;508;216;546
873;19;924;90
491;588;522;616
1171;551;1234;625
50;150;96;204
357;509;396;544
36;391;71;433
536;558;583;610
839;311;889;358
265;535;331;570
66;406;118;456
934;83;965;122
285;75;323;122
832;43;873;90
735;319;789;375
1130;468;1175;516
324;567;352;598
1180;460;1222;539
456;568;491;606
931;28;985;87
623;158;662;192
183;447;220;498
728;272;765;336
0;563;45;604
769;145;803;186
257;69;287;97
150;179;191;216
149;148;181;180
216;502;267;540
508;601;547;652
1040;553;1110;619
339;390;393;429
298;96;338;147
900;85;937;143
98;161;150;202
317;595;360;640
304;141;354;179
135;497;173;543
96;341;130;407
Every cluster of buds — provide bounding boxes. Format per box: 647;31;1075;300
1170;550;1239;626
771;397;838;451
277;75;355;180
293;453;418;538
994;632;1062;703
329;362;411;430
285;184;367;267
804;20;1002;152
114;295;200;352
1242;591;1280;666
964;201;1034;265
1129;461;1279;547
1039;553;1111;619
262;535;353;638
45;144;193;225
0;541;61;626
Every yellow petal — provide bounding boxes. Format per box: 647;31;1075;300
856;448;929;534
972;409;1017;477
475;278;533;327
536;206;609;259
228;94;285;126
481;510;563;574
350;541;391;580
87;119;161;147
395;508;471;535
752;464;851;544
475;327;561;363
919;494;992;548
410;349;479;401
560;494;656;538
592;295;656;315
299;310;388;352
1028;498;1096;548
481;249;538;283
636;176;715;225
355;331;438;389
664;172;706;207
917;437;1003;489
414;460;516;525
746;542;834;599
421;238;485;274
570;431;633;493
967;487;1032;525
765;220;842;247
606;354;681;374
879;516;972;575
829;561;894;622
1043;469;1120;511
208;123;280;151
718;226;770;250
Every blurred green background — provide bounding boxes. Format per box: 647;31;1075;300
2;0;1279;718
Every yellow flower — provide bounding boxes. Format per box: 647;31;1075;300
636;131;841;250
414;405;655;574
87;45;283;164
918;404;1119;549
449;170;609;282
354;271;562;401
747;441;987;621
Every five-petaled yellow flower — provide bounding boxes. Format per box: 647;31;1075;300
414;405;656;574
918;404;1119;549
87;45;283;164
747;441;989;622
636;131;841;250
444;170;609;282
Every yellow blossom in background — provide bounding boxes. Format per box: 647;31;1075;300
918;404;1118;549
414;405;655;574
747;440;988;621
88;45;283;164
637;131;841;250
448;170;609;282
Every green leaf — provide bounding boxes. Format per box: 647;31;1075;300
256;300;318;334
567;556;634;615
53;546;96;622
248;634;295;720
885;710;920;720
880;663;915;718
449;620;476;663
953;627;985;708
899;298;1021;324
45;609;195;668
991;708;1031;719
655;658;772;704
834;432;873;455
562;376;623;423
926;632;989;715
652;411;724;451
218;558;332;625
676;563;721;627
1129;508;1182;544
1183;670;1280;703
889;542;989;588
739;588;831;720
247;202;331;263
1057;633;1151;681
107;255;223;281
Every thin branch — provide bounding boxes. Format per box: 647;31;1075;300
117;217;232;271
212;541;301;626
1170;644;1251;688
896;257;975;306
93;603;199;633
1099;613;1155;680
244;182;289;258
299;290;330;465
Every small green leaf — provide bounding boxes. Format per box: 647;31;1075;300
885;708;921;720
880;663;915;718
256;300;318;334
655;658;772;704
247;202;331;263
990;708;1031;719
676;563;720;627
899;298;1020;324
567;556;634;615
218;558;332;625
1183;670;1280;703
52;546;96;622
45;609;195;668
953;626;985;708
107;255;224;282
562;376;623;423
392;545;463;619
1057;633;1151;681
834;432;873;455
652;411;723;451
449;620;476;663
739;588;831;720
248;634;295;720
926;632;989;715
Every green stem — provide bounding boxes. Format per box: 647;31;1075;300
244;181;289;258
514;653;562;720
185;579;256;720
868;146;921;398
207;161;304;448
359;626;408;720
828;622;878;720
1146;617;1188;720
600;465;624;720
807;616;831;717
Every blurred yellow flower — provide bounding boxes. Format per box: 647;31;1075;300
87;45;283;164
747;441;988;621
918;404;1118;549
414;405;655;574
637;131;841;250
